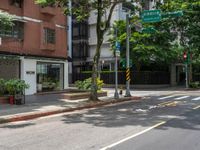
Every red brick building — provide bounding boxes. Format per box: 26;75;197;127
0;0;68;95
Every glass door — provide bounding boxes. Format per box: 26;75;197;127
36;62;64;92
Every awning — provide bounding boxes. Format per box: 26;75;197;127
13;16;27;23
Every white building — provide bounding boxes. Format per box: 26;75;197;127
87;0;156;71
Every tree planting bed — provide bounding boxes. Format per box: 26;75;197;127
37;89;108;100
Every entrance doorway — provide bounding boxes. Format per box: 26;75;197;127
36;62;64;92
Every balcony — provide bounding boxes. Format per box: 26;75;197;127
40;6;56;16
40;43;55;51
0;38;23;54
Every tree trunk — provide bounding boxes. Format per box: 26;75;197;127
89;0;117;101
89;60;98;101
89;43;102;101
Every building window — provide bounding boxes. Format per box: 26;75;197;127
44;28;55;44
0;21;24;39
72;26;79;37
72;22;88;39
72;42;88;58
10;0;23;8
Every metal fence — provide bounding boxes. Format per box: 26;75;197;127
73;71;170;85
193;73;200;82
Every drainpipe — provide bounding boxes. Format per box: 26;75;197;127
68;0;72;84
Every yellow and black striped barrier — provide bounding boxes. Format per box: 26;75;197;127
126;68;131;81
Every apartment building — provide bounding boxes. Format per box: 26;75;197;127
0;0;68;95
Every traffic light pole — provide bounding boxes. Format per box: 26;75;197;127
185;63;189;89
114;27;119;99
184;50;189;89
125;12;131;97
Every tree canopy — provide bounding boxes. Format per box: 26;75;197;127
0;10;14;28
110;0;200;71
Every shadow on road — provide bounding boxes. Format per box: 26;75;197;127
0;122;35;129
61;100;200;131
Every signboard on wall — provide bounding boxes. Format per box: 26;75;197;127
26;71;35;75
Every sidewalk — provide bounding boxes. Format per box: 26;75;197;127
1;86;199;124
0;91;141;124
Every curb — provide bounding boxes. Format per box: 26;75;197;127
0;96;142;124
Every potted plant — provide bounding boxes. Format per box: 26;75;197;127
15;79;29;105
0;78;9;104
5;79;17;104
5;79;29;105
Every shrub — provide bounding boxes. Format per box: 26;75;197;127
75;78;104;90
5;79;30;95
0;78;6;96
189;81;200;88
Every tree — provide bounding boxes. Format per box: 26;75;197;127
110;0;200;74
109;8;178;71
157;0;200;82
36;0;135;101
0;10;14;29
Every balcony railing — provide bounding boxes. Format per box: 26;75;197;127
40;43;55;51
40;6;56;16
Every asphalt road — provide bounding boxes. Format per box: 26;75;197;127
107;109;200;150
0;93;199;150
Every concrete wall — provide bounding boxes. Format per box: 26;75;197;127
88;4;123;62
89;44;113;59
20;57;37;95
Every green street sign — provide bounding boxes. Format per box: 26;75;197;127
141;9;161;23
162;11;183;19
142;27;157;34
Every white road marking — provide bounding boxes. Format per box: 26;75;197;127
193;105;200;110
174;96;190;100
100;121;166;150
192;97;200;101
158;95;176;100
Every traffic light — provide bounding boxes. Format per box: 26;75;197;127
183;51;187;60
183;51;191;64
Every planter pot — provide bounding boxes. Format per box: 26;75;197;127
9;96;14;105
37;84;42;92
15;94;24;105
0;96;9;104
15;98;22;105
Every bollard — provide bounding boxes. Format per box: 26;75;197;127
119;86;123;95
